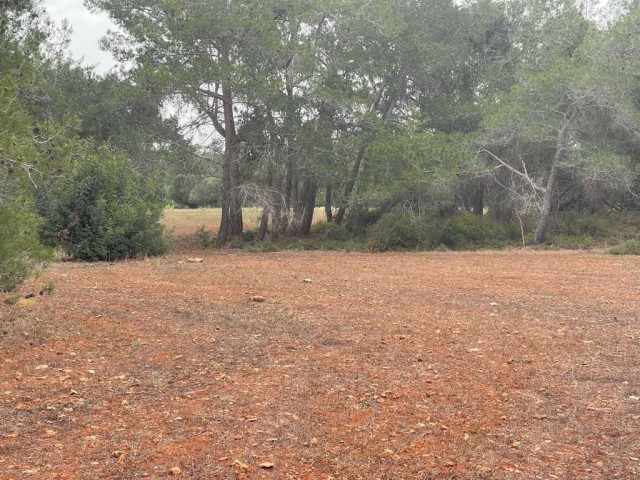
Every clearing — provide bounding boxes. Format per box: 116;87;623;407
1;211;639;479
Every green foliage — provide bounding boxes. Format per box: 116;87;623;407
40;280;55;295
0;204;52;292
441;213;520;250
45;149;167;261
194;225;214;249
546;212;640;249
170;174;199;208
549;212;610;237
367;212;438;252
189;177;221;207
609;240;640;255
310;220;339;235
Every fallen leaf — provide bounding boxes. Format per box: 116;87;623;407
187;257;203;263
233;460;249;470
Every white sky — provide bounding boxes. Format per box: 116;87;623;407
40;0;117;74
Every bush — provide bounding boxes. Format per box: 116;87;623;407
367;212;438;251
188;177;221;207
550;212;610;237
310;220;338;235
45;149;167;261
0;204;52;292
441;213;519;250
170;174;200;208
609;240;640;255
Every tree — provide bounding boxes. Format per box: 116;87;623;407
86;0;309;244
0;0;55;290
479;56;639;243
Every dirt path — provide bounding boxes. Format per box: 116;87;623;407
2;250;639;479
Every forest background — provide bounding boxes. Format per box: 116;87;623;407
3;0;640;290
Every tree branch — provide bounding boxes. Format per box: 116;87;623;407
478;148;545;193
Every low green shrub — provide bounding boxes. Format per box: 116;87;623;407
609;240;640;255
0;204;52;292
195;225;214;248
367;212;437;251
441;213;519;250
45;149;167;261
310;220;338;235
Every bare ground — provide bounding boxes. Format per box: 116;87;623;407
1;224;640;479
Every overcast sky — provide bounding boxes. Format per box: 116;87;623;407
41;0;117;74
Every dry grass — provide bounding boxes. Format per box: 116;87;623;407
1;210;639;479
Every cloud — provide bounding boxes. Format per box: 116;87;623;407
42;0;117;73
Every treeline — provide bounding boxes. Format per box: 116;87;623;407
86;0;640;246
3;0;640;290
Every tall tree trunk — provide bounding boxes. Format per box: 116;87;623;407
533;163;558;245
334;143;367;225
324;184;333;222
297;178;317;236
472;182;485;216
217;41;241;246
334;81;401;225
533;110;574;245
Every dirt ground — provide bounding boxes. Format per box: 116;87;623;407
1;216;640;479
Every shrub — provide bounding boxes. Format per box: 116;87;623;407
46;149;167;261
188;176;221;207
0;204;52;292
195;225;214;248
310;220;338;235
345;206;384;235
609;240;640;255
170;174;200;208
441;213;519;250
367;212;438;251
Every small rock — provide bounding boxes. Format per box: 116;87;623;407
259;462;274;469
249;296;265;302
187;257;203;263
169;466;182;475
302;278;312;283
34;365;49;371
490;302;499;306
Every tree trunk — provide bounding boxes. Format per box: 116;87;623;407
217;41;241;246
297;178;317;236
334;81;401;225
324;184;333;222
472;182;485;216
257;208;269;241
533;110;574;245
533;163;558;245
334;143;367;224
